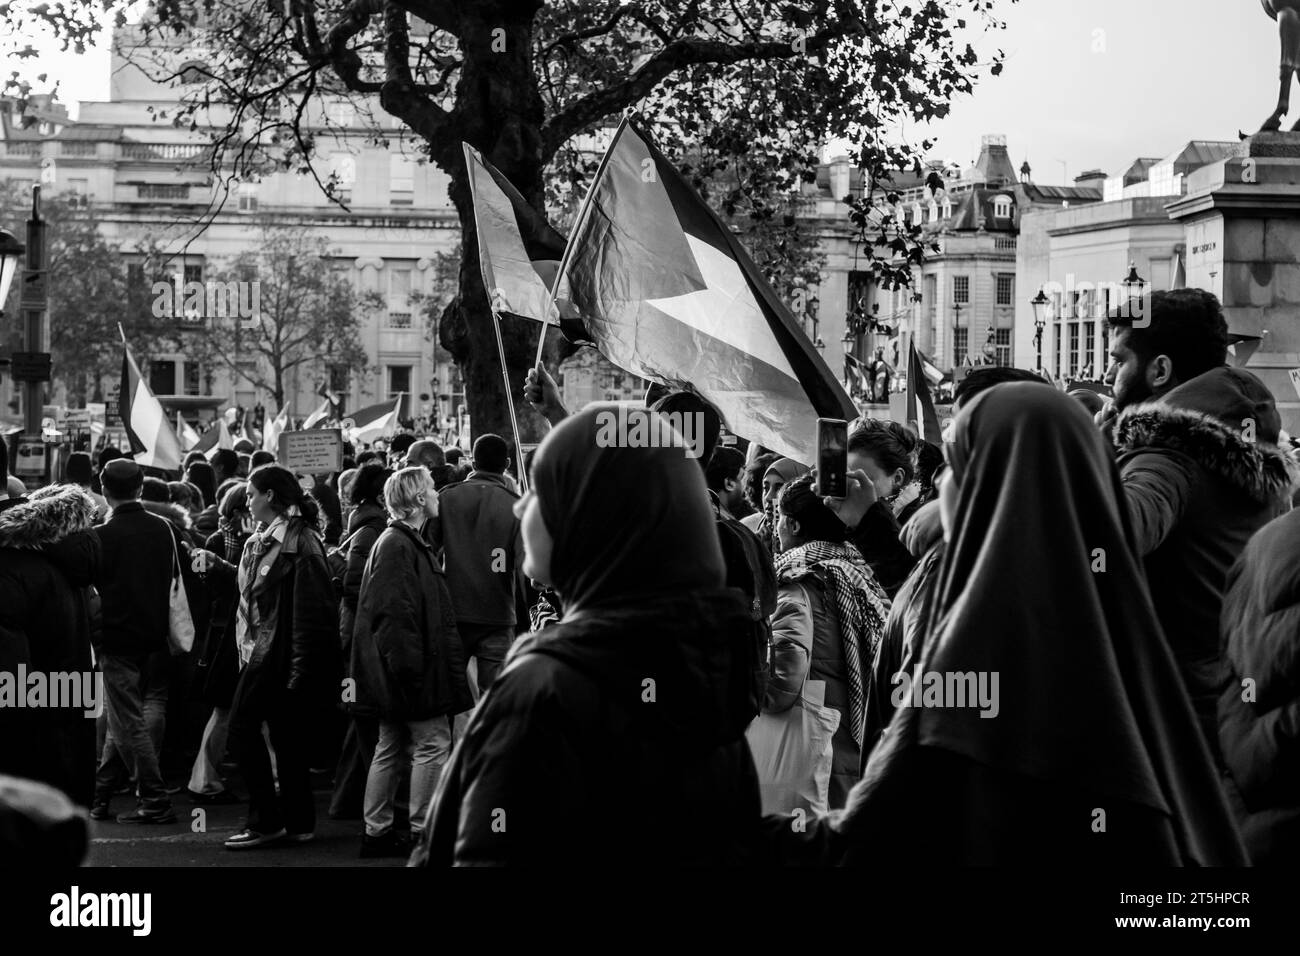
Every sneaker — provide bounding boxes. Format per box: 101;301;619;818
224;828;287;850
117;807;177;825
186;788;242;806
89;803;111;821
284;832;314;844
359;831;408;858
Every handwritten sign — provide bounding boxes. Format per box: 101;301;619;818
278;428;343;475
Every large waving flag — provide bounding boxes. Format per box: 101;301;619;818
905;340;943;443
462;143;591;343
192;418;235;456
344;394;403;446
176;412;201;451
120;343;184;471
556;119;856;465
301;397;334;430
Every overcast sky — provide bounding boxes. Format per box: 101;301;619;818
13;0;1284;185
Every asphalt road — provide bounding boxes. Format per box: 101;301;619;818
86;779;405;867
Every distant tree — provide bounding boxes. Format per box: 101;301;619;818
8;0;1011;440
188;221;375;411
0;182;176;405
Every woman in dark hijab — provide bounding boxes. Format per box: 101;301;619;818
412;405;762;866
769;383;1246;865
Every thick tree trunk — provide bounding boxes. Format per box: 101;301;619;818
431;3;557;454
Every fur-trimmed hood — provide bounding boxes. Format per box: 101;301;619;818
140;499;193;531
0;485;97;550
1114;368;1298;506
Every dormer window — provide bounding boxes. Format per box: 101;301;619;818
941;199;953;219
993;195;1013;219
911;203;923;227
928;200;938;222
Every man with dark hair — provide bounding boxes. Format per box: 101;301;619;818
91;460;177;824
65;452;108;523
432;434;524;699
1101;289;1295;765
706;447;748;519
952;365;1045;410
211;448;239;488
389;433;416;459
649;390;722;466
250;450;275;469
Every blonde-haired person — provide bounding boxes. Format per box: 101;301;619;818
350;466;472;858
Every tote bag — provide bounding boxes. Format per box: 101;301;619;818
745;678;841;816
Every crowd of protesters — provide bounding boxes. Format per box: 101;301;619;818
4;288;1300;866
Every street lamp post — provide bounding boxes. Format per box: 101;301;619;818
1122;261;1147;321
1031;289;1050;373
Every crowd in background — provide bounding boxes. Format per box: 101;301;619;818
3;288;1300;866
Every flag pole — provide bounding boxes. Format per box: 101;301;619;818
532;114;631;371
491;309;528;493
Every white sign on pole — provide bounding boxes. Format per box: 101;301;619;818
14;440;45;476
278;428;343;475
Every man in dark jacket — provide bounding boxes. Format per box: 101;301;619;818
432;434;524;697
1218;507;1300;864
90;459;177;824
1103;290;1296;764
0;486;101;807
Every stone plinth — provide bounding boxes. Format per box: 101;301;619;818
1166;132;1300;437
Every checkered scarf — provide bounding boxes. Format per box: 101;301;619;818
773;540;890;747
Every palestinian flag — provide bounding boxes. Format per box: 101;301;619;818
301;397;334;430
344;394;403;446
905;339;943;443
120;344;184;471
556;118;855;465
262;404;290;453
462;143;591;343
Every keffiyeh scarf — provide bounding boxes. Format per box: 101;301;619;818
774;540;890;746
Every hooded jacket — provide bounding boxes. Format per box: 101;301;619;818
1218;507;1300;864
412;405;762;866
1113;366;1296;762
0;487;100;806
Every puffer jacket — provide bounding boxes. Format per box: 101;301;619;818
0;487;100;806
765;572;859;809
1218;507;1300;864
349;522;472;721
1112;367;1296;763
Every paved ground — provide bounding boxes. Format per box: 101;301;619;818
86;775;407;867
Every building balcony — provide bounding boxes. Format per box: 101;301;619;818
119;142;211;162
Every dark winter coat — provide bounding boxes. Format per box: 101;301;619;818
349;522;472;721
862;501;945;767
228;517;342;717
191;529;245;708
849;501;916;600
1218;507;1300;864
0;487;100;806
337;502;388;656
432;472;524;627
92;501;175;657
1113;367;1296;763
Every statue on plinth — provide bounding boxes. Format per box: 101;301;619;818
1260;0;1300;132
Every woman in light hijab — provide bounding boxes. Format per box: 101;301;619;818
742;457;809;555
767;383;1246;865
411;405;762;866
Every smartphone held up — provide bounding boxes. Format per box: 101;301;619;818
816;418;848;499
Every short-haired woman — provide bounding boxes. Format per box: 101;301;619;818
351;466;472;857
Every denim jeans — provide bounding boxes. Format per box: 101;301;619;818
363;716;452;838
458;624;513;698
94;652;171;811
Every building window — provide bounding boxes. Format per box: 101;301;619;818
328;100;356;127
953;275;970;305
138;183;190;200
911;203;923;227
995;274;1014;307
927;200;938;222
925;274;937;323
237;183;259;213
1068;323;1080;377
1083;322;1097;379
183;361;201;396
388;266;412;326
940;199;952;219
390;155;414;205
993;195;1013;219
387;365;412;399
149;360;176;395
953;328;968;367
994;329;1012;367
